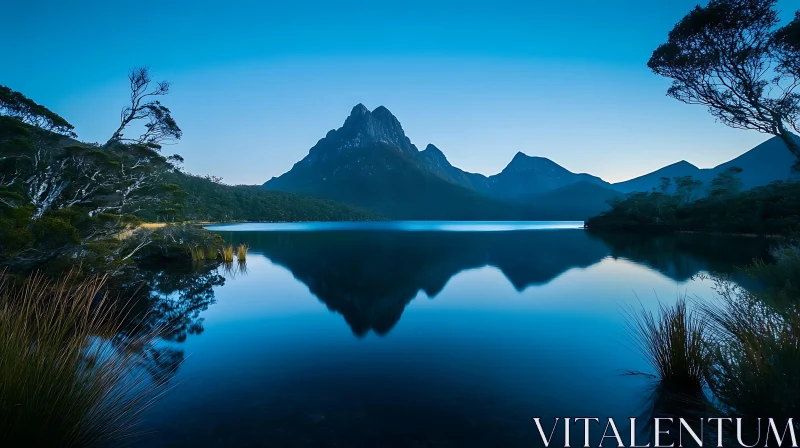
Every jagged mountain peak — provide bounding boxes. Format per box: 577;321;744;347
305;104;417;163
419;143;452;169
350;103;369;116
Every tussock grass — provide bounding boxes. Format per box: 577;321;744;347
699;276;800;421
0;271;172;447
187;245;206;261
623;296;709;395
236;244;248;263
221;246;235;263
187;245;221;261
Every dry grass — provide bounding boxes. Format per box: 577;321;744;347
0;271;172;447
236;244;248;263
138;223;167;230
221;246;235;263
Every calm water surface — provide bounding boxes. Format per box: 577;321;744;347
136;222;772;447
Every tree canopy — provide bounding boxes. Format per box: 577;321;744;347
648;0;800;164
0;85;76;138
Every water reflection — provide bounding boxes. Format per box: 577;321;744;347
587;231;770;281
209;228;770;337
130;226;775;448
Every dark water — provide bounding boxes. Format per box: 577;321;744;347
135;222;772;448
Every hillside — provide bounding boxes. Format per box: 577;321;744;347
530;181;621;220
266;142;530;220
139;172;383;222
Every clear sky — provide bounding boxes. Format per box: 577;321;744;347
2;0;798;185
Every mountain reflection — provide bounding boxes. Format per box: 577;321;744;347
214;229;773;337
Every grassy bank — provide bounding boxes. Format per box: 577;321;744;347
624;242;800;439
0;271;171;447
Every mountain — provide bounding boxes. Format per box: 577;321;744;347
264;105;531;220
263;104;799;220
264;104;614;219
613;136;800;193
529;181;622;220
485;152;610;201
415;146;610;200
713;135;800;189
612;160;702;193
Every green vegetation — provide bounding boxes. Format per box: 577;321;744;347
624;297;709;394
0;70;379;276
139;171;382;223
625;242;800;430
0;271;169;447
586;178;800;235
590;0;800;236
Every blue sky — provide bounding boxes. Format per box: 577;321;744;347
2;0;798;184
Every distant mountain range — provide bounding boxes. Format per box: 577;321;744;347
263;104;799;220
614;136;800;193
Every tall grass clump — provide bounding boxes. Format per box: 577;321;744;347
0;271;171;447
187;245;206;261
236;244;248;263
699;275;800;422
623;296;709;394
221;245;235;263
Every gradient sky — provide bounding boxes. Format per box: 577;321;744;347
2;0;798;185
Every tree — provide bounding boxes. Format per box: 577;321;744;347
709;166;744;198
774;11;800;79
658;176;672;193
0;68;185;270
0;85;76;138
674;175;704;204
648;0;800;164
107;67;182;148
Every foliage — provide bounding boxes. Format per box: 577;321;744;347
698;273;800;423
0;78;185;273
0;89;377;274
623;297;709;394
0;84;76;138
708;166;744;199
624;241;800;435
586;178;800;235
648;0;800;163
0;271;171;447
136;171;383;223
107;67;182;148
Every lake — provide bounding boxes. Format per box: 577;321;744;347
135;222;772;447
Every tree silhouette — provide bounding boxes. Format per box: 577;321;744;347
649;0;800;165
107;66;182;148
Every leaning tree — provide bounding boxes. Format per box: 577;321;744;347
649;0;800;165
0;67;185;268
107;66;182;148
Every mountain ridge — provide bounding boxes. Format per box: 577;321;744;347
612;135;800;193
263;104;799;219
